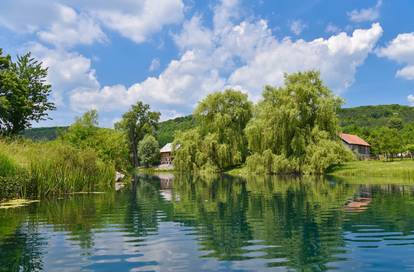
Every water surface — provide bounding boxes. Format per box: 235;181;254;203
1;175;414;271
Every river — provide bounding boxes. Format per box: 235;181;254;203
1;174;414;271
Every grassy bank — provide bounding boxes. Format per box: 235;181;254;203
136;166;175;175
0;139;115;200
328;160;414;180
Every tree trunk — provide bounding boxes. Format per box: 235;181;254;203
132;140;139;167
129;129;139;168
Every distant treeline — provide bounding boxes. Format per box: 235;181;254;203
21;126;68;140
22;104;414;147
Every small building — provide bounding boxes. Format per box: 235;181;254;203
340;133;371;159
160;143;177;165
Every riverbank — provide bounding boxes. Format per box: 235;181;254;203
136;166;175;175
328;160;414;179
225;160;414;184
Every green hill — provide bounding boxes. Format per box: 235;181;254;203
20;104;414;143
339;104;414;129
21;126;68;140
157;115;196;147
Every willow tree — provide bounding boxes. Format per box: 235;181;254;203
245;71;352;174
196;89;253;170
174;89;253;172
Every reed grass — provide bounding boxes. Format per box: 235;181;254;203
0;139;115;199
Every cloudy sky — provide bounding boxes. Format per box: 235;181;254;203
1;0;414;127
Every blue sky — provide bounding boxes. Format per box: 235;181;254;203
1;0;414;127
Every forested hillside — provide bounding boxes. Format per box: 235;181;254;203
339;104;414;130
156;115;196;146
21;126;67;140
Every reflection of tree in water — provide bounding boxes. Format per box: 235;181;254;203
0;221;44;272
343;184;414;234
125;175;161;237
166;174;357;270
244;176;355;270
168;174;253;260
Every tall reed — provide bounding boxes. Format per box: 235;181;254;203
0;139;115;199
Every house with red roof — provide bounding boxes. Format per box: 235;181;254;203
340;133;371;159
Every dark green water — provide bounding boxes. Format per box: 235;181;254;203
1;175;414;271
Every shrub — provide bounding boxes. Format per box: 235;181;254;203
138;134;160;167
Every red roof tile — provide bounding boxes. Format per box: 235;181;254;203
340;133;370;147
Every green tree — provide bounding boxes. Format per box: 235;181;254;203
368;127;403;160
138;134;160;167
0;50;55;135
387;116;403;130
245;71;348;174
173;129;204;172
194;89;253;170
173;89;252;172
401;123;414;145
62;110;129;171
62;110;99;144
115;101;160;167
406;144;414;159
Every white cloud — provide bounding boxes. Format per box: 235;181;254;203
28;43;99;107
173;16;213;52
37;4;106;48
377;33;414;80
92;0;184;43
347;0;382;23
229;23;383;96
0;0;184;45
69;0;383;118
149;58;161;72
396;66;414;80
408;94;414;106
0;0;61;33
4;0;382;121
325;23;341;34
289;20;307;35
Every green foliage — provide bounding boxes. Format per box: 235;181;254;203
174;89;252;172
367;127;403;159
0;49;55;135
0;176;27;199
0;139;115;199
304;130;356;174
173;129;204;172
157;115;196;146
245;151;296;175
138;134;160;167
406;144;414;158
245;71;348;174
339;104;414;129
115;101;160;167
61;110;129;171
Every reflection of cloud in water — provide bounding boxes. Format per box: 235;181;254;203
129;222;277;271
160;189;180;202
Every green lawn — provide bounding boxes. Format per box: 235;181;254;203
328;160;414;180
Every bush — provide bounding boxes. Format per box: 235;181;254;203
138;134;159;167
